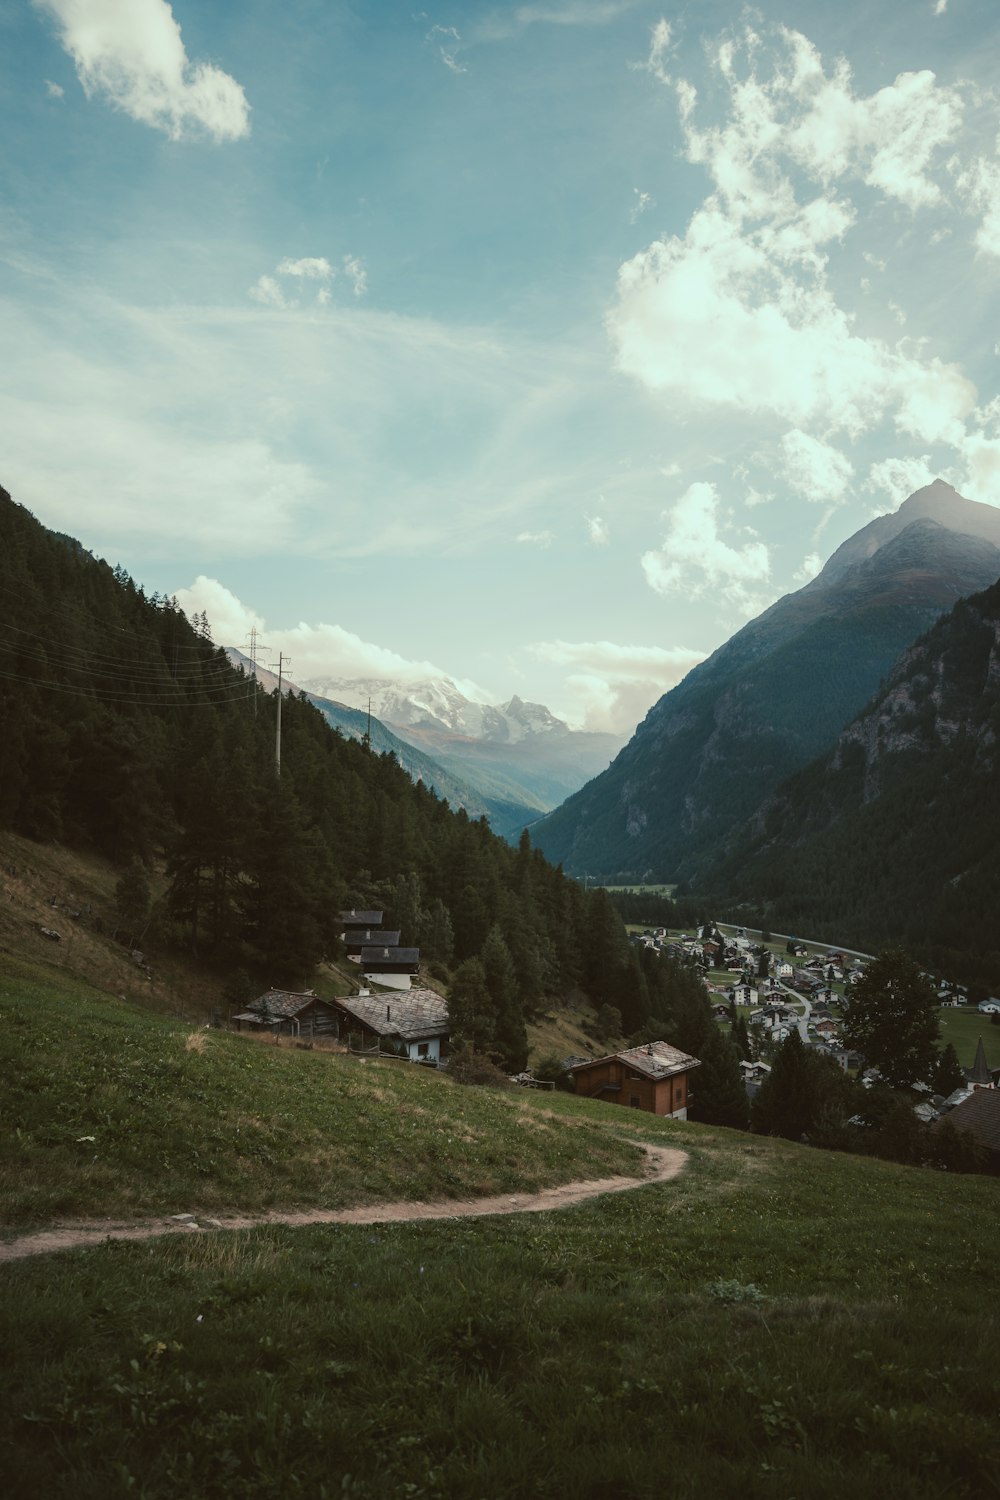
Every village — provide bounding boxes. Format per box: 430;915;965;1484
224;906;1000;1170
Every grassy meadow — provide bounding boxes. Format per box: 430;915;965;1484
2;968;999;1497
937;1007;999;1068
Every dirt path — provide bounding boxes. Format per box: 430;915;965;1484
0;1143;687;1263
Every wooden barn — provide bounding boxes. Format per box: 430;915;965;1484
231;990;343;1039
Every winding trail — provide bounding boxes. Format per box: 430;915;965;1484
0;1143;688;1263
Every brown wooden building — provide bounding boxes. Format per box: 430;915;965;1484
569;1041;701;1119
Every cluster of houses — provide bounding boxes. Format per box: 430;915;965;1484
229;908;446;1061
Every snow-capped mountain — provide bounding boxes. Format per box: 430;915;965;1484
297;675;569;744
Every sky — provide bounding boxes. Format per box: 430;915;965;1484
3;0;1000;734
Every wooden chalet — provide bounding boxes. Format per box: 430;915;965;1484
231;990;342;1039
569;1041;701;1119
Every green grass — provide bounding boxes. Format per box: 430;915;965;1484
937;1007;998;1068
3;967;1000;1497
0;961;641;1228
2;1116;998;1498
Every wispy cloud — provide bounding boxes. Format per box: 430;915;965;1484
516;529;555;546
44;78;64;98
33;0;250;141
586;513;610;545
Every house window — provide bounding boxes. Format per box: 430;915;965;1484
675;1085;683;1101
629;1094;641;1108
417;1043;429;1057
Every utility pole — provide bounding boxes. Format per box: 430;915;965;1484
272;652;291;776
244;626;269;718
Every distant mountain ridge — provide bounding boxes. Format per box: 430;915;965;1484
250;665;626;823
224;649;546;838
530;481;1000;881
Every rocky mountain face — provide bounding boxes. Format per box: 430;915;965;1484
707;575;1000;990
529;481;1000;882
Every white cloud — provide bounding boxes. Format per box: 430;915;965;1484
173;576;264;645
277;257;334;280
793;551;822;582
342;255;368;297
427;23;467;73
248;274;288;308
630;188;653;223
641;18;673;84
641;481;771;611
516;529;555;546
174;578;494;698
45;78;64;97
609;25;978;451
779;429;854;502
34;0;250;141
586;513;609;545
528;637;705;732
251;254;364;307
863;455;936;503
951;147;1000;258
934;0;948;13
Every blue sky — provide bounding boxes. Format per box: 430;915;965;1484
3;0;1000;732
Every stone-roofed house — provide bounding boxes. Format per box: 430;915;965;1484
231;990;343;1039
334;987;449;1062
568;1041;701;1119
933;1088;1000;1173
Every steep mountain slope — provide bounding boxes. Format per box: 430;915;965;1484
705;576;1000;990
224;651;546;838
293;676;626;815
530;482;1000;881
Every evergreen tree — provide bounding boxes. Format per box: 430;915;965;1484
114;856;151;948
841;949;940;1088
932;1042;965;1096
690;1027;749;1129
752;1030;853;1141
447;958;497;1053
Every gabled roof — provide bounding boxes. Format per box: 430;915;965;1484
360;946;420;965
336;987;449;1041
935;1087;1000;1155
345;929;400;948
339;909;384;927
569;1041;700;1082
236;989;330;1022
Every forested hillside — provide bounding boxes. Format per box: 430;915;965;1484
0;484;721;1075
703;577;1000;992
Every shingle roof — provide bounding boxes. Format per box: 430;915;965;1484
336;987;449;1041
569;1040;701;1082
360;946;420;965
239;990;325;1021
339;909;384;927
345;929;400;949
935;1087;1000;1156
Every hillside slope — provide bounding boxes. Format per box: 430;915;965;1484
704;576;1000;989
531;482;1000;881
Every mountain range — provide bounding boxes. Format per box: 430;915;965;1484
530;481;1000;882
225;654;624;839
